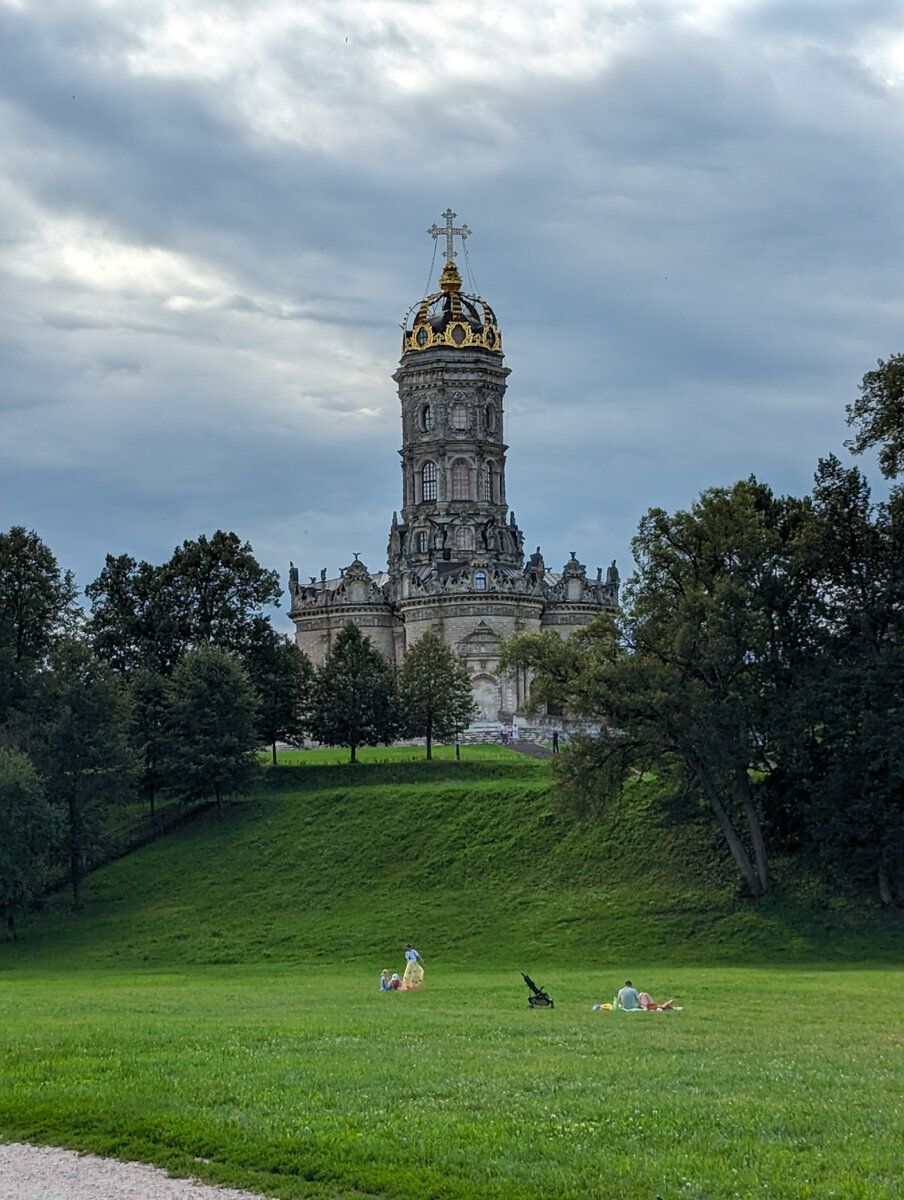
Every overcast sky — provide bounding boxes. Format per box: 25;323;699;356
3;0;903;633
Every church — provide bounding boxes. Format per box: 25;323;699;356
288;211;619;731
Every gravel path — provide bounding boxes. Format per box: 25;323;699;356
0;1143;273;1200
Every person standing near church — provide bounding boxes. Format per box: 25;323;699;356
402;944;424;989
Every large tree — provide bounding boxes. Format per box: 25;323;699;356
309;622;396;763
396;631;476;759
0;526;78;723
845;352;904;480
243;619;314;764
770;454;904;904
502;479;815;898
86;531;282;675
25;637;135;910
0;748;59;939
167;645;260;810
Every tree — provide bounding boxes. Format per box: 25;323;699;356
86;531;282;676
396;631;476;759
0;748;59;939
501;479;816;898
846;352;904;480
85;554;183;675
309;622;396;762
127;667;174;817
243;620;314;764
167;645;260;810
769;454;904;904
0;526;78;722
25;637;135;910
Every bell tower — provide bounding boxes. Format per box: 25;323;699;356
389;210;524;572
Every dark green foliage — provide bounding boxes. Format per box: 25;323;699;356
0;748;59;938
167;645;260;808
24;637;135;910
846;352;904;479
86;531;282;675
127;668;173;816
763;454;904;903
0;526;78;721
396;631;476;758
242;620;314;764
502;479;817;898
309;622;396;762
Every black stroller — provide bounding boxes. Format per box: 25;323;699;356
522;973;554;1008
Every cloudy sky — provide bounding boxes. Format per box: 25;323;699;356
3;0;903;633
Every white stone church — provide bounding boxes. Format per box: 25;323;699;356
288;211;619;732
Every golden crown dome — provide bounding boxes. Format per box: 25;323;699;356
402;259;502;355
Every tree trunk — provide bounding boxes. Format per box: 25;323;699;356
737;768;770;894
350;744;357;764
271;741;278;766
878;858;894;906
426;723;433;761
691;758;765;897
7;913;16;942
69;794;83;911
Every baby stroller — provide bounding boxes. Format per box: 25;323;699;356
522;973;554;1008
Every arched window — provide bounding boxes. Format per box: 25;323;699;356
455;527;473;551
417;530;429;553
475;571;487;591
422;404;434;431
451;403;468;431
485;404;496;433
483;463;493;502
451;460;470;501
421;461;437;502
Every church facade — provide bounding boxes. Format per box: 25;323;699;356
288;211;619;730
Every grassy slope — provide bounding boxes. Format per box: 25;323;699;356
3;745;898;971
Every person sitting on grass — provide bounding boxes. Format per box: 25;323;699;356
637;991;675;1010
389;973;402;990
617;980;640;1009
380;970;392;991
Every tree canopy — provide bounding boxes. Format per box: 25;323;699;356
308;622;396;762
396;631;476;759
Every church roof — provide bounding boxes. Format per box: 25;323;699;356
402;259;502;356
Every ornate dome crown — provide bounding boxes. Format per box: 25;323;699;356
403;259;502;354
402;210;502;354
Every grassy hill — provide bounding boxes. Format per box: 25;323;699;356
2;745;899;971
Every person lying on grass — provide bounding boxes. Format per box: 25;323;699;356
637;991;675;1010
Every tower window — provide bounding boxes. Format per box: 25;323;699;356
485;405;496;433
422;404;434;431
456;527;474;551
451;460;471;501
417;530;429;553
422;461;437;502
451;403;468;431
475;571;487;591
483;463;493;502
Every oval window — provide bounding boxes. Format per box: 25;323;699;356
422;405;434;431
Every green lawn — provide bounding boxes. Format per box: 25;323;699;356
1;750;901;1197
0;965;900;1199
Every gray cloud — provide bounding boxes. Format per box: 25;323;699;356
2;0;903;608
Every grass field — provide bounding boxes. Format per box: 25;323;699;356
1;748;901;1197
0;965;900;1199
